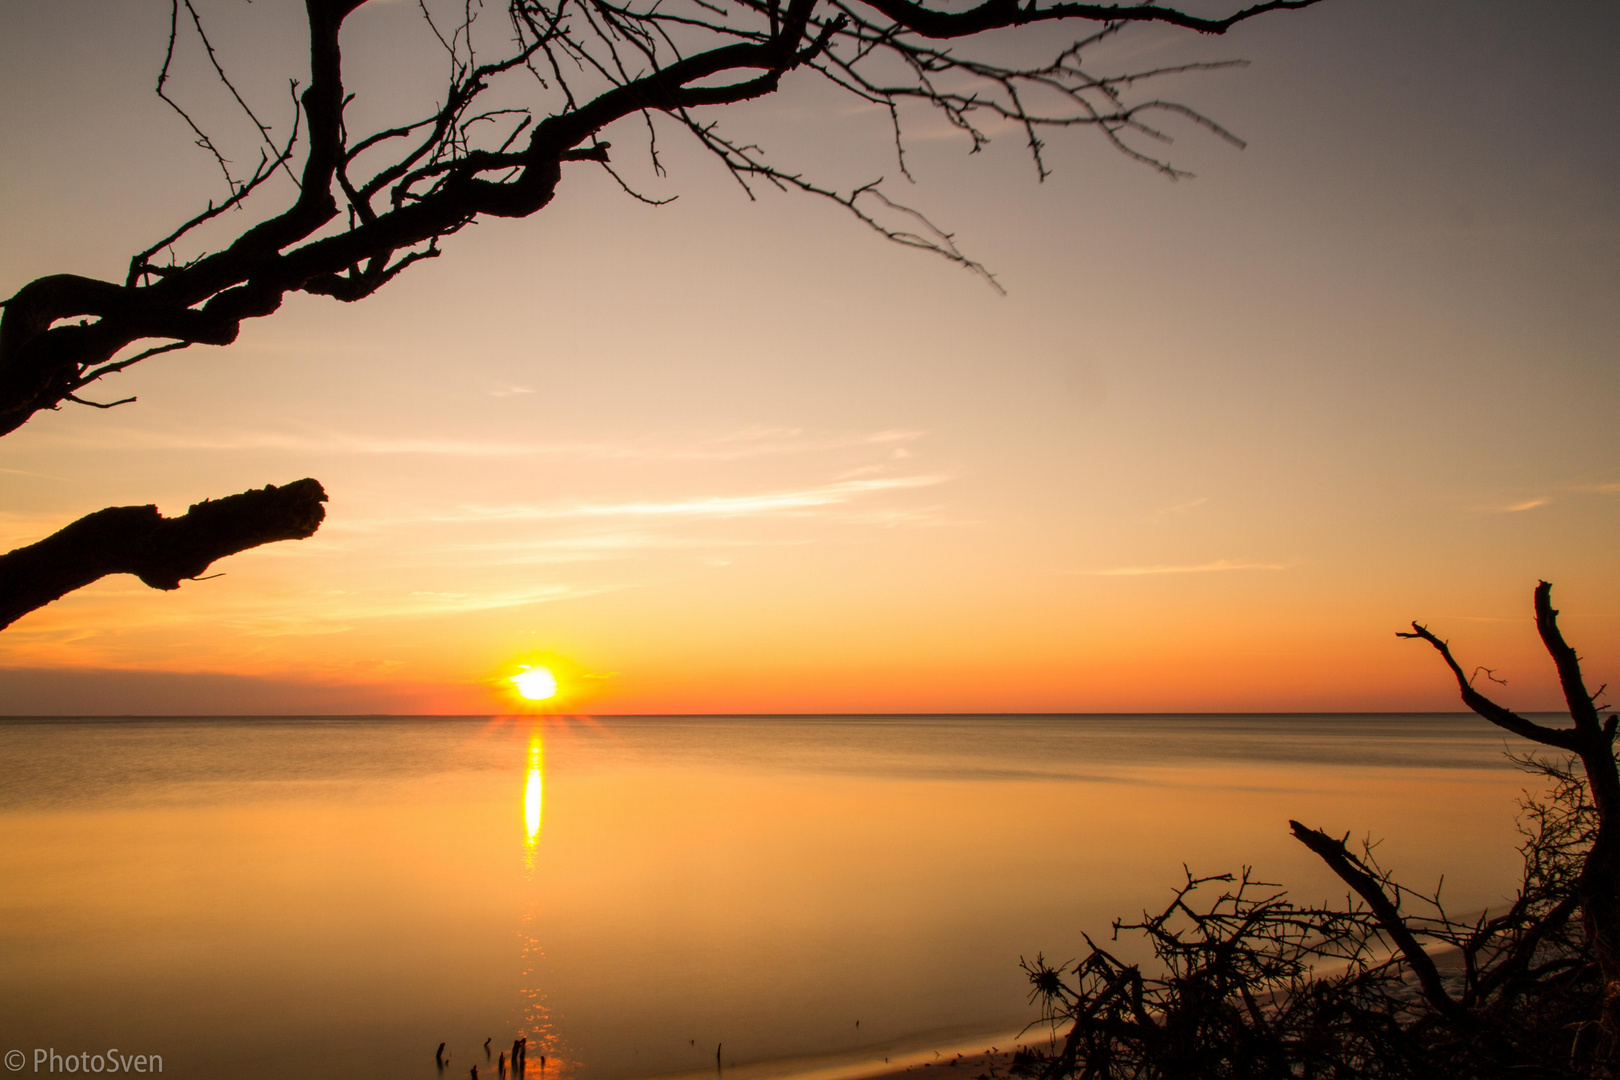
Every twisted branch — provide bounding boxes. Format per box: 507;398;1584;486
0;0;1324;437
0;479;328;630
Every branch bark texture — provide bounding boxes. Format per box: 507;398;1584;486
0;479;327;630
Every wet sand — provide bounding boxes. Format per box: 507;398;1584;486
842;1043;1028;1080
633;1026;1056;1080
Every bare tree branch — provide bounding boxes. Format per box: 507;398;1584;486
1537;579;1606;736
1397;620;1582;751
0;479;328;630
1288;819;1469;1025
0;0;1325;437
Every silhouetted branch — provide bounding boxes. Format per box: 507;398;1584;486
1537;580;1606;736
1288;820;1468;1024
1398;620;1582;751
0;0;1324;437
0;479;327;629
1027;584;1618;1078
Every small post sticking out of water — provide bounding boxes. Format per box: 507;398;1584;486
438;1043;448;1069
486;1039;494;1057
472;1068;480;1080
499;1052;507;1079
716;1043;723;1076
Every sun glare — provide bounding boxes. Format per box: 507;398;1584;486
524;734;543;848
511;665;559;701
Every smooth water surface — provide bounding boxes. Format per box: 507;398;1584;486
0;715;1545;1079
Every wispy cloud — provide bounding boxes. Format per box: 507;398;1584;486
446;531;791;552
1480;497;1550;514
1087;559;1291;576
453;533;714;552
374;583;613;616
432;474;949;523
396;532;801;567
1156;497;1209;515
39;425;926;462
0;466;73;481
183;583;621;636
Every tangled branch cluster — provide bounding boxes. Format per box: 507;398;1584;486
0;0;1319;439
1021;770;1598;1078
1017;584;1620;1079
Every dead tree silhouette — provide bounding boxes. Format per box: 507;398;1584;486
0;0;1322;628
1021;581;1620;1079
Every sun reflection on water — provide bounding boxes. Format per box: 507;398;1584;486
524;732;543;848
518;724;570;1079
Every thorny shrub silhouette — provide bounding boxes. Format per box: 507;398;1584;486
1016;582;1618;1080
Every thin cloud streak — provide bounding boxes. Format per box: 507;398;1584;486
1480;497;1550;513
35;426;925;461
349;474;950;527
1089;559;1291;576
0;466;73;480
207;581;624;631
113;583;617;637
451;533;760;551
559;475;947;518
440;533;800;557
368;583;616;617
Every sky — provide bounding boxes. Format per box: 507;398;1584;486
0;0;1617;715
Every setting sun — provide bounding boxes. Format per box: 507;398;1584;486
511;665;559;701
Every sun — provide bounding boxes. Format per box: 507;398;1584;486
510;665;559;702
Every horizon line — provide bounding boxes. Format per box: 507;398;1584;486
0;710;1509;720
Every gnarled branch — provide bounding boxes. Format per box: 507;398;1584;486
1536;580;1605;736
0;0;1324;437
1288;820;1469;1025
0;479;327;630
1397;620;1583;751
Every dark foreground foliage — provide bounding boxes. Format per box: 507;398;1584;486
1017;583;1618;1080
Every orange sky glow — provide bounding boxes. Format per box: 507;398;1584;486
1;1;1616;715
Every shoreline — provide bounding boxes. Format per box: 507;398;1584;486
624;1025;1059;1080
831;1041;1035;1080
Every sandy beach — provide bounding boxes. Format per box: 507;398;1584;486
840;1043;1030;1080
631;1027;1055;1080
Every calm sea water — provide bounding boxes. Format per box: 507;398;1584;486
0;715;1548;1080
